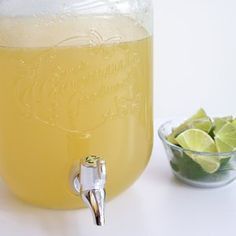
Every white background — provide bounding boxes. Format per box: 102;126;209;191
154;0;236;119
1;1;236;236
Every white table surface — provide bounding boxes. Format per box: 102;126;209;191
0;121;235;236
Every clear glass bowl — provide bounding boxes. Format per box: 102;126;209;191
158;119;236;188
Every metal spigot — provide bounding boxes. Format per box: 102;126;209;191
72;156;106;226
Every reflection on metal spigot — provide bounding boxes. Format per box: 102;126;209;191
82;189;106;226
72;156;106;226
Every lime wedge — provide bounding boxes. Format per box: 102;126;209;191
215;137;234;153
191;117;212;133
187;155;220;174
232;119;236;128
176;129;219;173
214;116;233;134
176;129;217;152
189;108;209;120
167;108;212;144
214;118;229;134
215;123;236;149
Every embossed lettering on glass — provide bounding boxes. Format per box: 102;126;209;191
0;0;153;225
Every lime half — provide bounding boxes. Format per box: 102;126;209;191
176;129;220;173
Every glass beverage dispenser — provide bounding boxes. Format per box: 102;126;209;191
0;0;153;225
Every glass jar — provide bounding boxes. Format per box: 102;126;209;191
0;0;153;210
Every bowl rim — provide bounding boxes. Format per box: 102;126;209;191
158;120;236;157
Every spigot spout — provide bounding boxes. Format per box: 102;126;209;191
72;156;106;226
82;189;106;226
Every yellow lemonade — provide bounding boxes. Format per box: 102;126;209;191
0;16;153;209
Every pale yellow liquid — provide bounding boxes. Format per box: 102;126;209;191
0;16;153;208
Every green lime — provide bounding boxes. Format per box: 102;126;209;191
176;129;219;173
176;129;217;152
232;119;236;128
214;116;233;134
187;155;220;174
214;118;228;134
215;123;236;149
215;137;234;153
191;117;212;133
190;108;209;120
167;108;212;144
